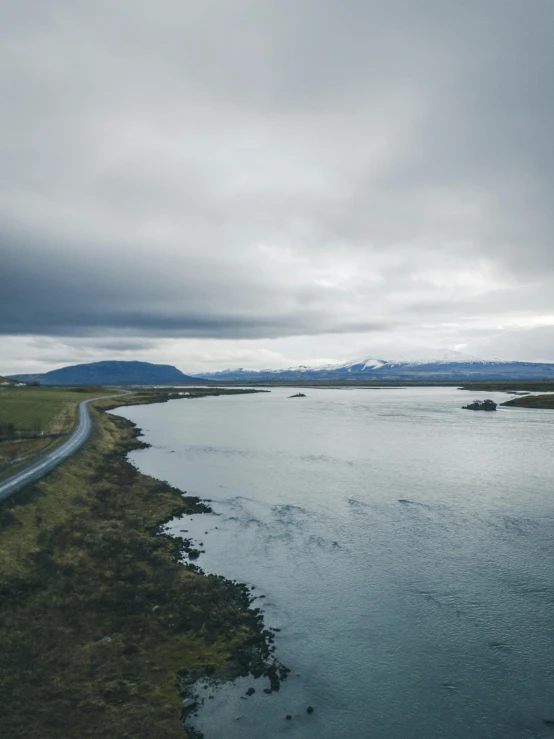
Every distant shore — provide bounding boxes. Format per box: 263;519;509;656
214;380;554;391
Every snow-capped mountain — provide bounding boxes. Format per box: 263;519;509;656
195;350;554;382
372;349;485;365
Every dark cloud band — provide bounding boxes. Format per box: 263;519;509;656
2;0;554;354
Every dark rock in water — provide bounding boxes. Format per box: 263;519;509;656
462;399;497;411
246;687;255;696
289;393;306;398
307;706;314;714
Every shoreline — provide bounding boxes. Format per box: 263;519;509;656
500;393;554;409
0;389;284;738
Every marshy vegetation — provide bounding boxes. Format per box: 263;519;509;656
0;390;280;738
501;394;554;409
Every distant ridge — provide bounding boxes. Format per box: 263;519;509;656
8;360;204;387
196;350;554;382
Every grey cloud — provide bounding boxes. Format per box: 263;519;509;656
2;0;554;355
1;221;391;338
72;338;158;352
466;326;554;363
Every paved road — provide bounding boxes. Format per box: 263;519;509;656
0;395;121;504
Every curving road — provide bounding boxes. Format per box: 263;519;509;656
0;395;122;504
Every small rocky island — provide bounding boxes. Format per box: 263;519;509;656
289;392;306;398
463;399;497;411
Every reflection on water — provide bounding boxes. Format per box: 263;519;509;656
113;387;554;738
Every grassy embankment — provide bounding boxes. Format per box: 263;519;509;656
500;394;554;409
0;388;280;738
0;386;116;480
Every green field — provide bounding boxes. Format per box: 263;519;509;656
0;386;114;434
0;386;117;478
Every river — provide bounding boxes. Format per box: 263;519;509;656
112;386;554;738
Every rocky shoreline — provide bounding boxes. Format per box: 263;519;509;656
0;389;285;738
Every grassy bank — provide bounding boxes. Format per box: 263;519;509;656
501;394;554;409
0;390;280;738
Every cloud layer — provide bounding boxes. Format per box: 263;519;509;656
2;1;554;370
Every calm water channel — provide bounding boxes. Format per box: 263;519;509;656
113;387;554;738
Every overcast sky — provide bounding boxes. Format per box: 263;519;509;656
2;0;554;374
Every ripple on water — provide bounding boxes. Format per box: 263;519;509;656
114;387;554;739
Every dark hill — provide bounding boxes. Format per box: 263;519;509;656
8;361;204;387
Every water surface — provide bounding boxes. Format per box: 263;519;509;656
113;387;554;738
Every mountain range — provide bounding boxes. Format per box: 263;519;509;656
7;352;554;386
8;361;203;387
195;350;554;382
